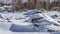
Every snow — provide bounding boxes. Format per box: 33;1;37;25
0;29;51;34
0;9;60;34
42;13;60;25
47;11;60;16
46;24;60;31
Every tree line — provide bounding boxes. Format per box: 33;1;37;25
0;0;60;11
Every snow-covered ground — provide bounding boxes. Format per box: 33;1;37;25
0;29;51;34
0;9;60;34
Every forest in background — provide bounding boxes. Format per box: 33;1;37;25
0;0;60;12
